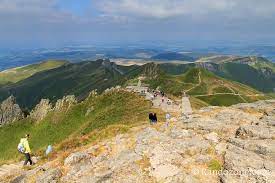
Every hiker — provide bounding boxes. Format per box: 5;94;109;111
46;145;53;156
149;112;154;124
18;134;33;166
153;113;158;124
165;113;171;127
162;96;165;103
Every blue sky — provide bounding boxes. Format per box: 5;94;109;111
56;0;93;16
0;0;275;49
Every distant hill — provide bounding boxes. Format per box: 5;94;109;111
196;56;275;92
0;59;139;109
0;60;67;85
142;64;267;106
151;52;195;61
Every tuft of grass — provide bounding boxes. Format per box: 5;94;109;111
208;159;222;171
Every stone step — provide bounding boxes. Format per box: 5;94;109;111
2;164;18;169
182;97;192;114
0;167;9;172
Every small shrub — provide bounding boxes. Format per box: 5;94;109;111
208;159;222;171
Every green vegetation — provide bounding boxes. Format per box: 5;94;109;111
159;63;195;75
216;62;275;92
181;68;200;83
208;159;222;171
188;83;208;95
0;60;135;109
212;86;233;93
0;91;152;164
0;60;66;85
145;73;186;96
197;94;245;106
144;66;266;106
189;96;209;109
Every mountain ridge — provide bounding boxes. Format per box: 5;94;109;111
0;58;272;110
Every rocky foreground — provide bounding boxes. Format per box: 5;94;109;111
1;100;275;183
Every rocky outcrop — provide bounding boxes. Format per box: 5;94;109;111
102;59;124;75
64;152;91;166
141;63;161;79
29;95;77;122
30;99;52;122
196;62;220;72
54;95;77;111
0;96;23;126
36;168;62;183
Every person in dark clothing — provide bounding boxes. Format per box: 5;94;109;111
149;112;154;124
153;113;158;123
24;153;33;166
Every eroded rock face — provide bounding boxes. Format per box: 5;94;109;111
54;95;77;111
36;168;62;183
30;99;52;122
64;152;91;166
0;96;23;126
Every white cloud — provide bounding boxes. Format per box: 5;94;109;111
0;0;275;48
96;0;275;19
0;0;76;24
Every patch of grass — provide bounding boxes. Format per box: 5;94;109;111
0;91;151;164
212;86;233;93
0;60;66;85
181;68;200;83
189;96;209;109
187;82;208;95
197;94;244;106
208;159;222;171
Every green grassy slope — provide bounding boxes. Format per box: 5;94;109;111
0;91;152;164
0;60;67;85
0;60;137;109
216;62;275;92
143;65;267;106
196;56;275;92
203;56;275;92
159;63;196;75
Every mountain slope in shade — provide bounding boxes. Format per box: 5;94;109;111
0;59;137;109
